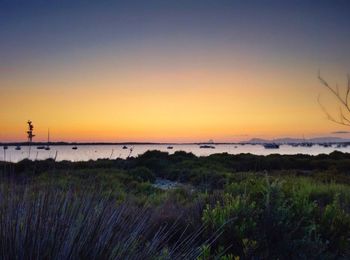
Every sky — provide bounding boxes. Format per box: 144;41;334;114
1;0;350;142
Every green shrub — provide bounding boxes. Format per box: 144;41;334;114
319;194;350;257
129;167;156;182
202;193;258;257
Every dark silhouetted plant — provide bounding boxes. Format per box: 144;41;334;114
0;182;210;259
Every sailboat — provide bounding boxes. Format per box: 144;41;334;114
199;139;215;149
45;129;50;150
300;135;312;147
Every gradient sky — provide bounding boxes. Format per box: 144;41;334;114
1;0;350;142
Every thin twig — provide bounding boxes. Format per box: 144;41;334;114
318;73;350;126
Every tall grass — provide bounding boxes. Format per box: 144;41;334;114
0;181;208;259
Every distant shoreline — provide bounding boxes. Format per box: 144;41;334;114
2;140;350;146
2;137;350;146
0;142;242;146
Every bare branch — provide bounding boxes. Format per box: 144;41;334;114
318;73;347;108
318;73;350;126
339;107;350;124
347;74;350;106
317;94;350;127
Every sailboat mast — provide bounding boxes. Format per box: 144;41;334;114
44;128;51;150
47;128;50;149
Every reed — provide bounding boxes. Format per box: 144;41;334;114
0;181;208;259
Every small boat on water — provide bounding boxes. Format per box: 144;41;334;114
122;145;128;149
167;146;173;149
300;142;313;147
37;146;45;149
72;146;78;150
199;145;215;149
15;146;21;150
263;143;279;149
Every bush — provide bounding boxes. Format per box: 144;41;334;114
202;178;333;258
129;167;156;182
319;194;350;257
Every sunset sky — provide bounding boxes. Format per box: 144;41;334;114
1;0;350;142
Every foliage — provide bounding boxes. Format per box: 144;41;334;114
129;166;156;182
0;151;350;258
203;177;349;258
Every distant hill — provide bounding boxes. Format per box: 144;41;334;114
245;137;350;144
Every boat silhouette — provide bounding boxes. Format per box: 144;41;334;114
263;143;279;149
199;145;215;149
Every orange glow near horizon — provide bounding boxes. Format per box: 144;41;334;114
1;1;350;143
1;48;349;143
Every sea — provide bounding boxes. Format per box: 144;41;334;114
0;143;349;163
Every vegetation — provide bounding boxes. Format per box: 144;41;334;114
1;150;350;259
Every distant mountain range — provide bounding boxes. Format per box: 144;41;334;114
245;137;350;144
2;137;350;145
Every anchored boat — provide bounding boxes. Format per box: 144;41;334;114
199;145;215;149
263;143;279;149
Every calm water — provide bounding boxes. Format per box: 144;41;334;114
1;144;349;163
